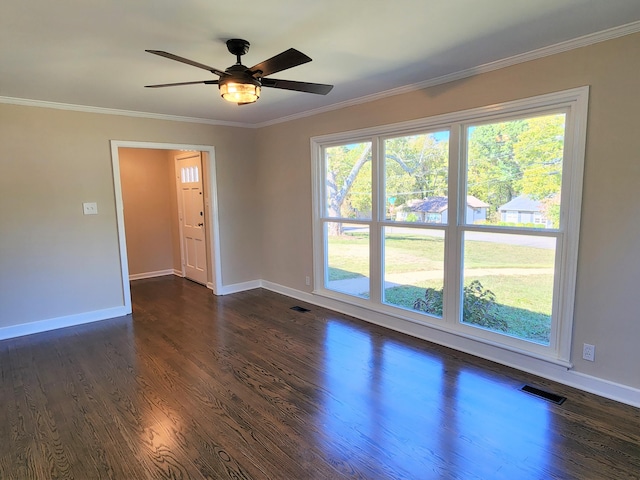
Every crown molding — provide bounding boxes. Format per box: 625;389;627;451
2;20;639;129
255;20;640;128
0;96;254;128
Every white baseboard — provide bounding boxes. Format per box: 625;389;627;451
0;306;129;341
261;280;640;408
217;279;262;295
3;277;637;408
129;269;175;281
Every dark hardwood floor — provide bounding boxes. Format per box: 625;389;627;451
1;276;639;479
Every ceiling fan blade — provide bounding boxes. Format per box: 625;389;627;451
261;78;333;95
145;50;228;77
249;48;312;77
145;80;218;88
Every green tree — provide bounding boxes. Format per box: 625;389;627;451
385;134;449;209
325;134;448;233
467;120;527;219
513;114;565;198
348;160;372;216
512;114;565;228
384;134;449;224
326;143;372;234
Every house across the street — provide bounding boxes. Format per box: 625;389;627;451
397;195;489;223
498;194;553;227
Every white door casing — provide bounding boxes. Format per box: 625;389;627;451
111;140;222;313
176;152;208;285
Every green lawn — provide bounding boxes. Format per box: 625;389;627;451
328;232;555;344
328;232;554;278
327;233;370;279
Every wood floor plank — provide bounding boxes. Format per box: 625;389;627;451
0;275;639;479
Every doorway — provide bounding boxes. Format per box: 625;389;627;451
110;141;222;314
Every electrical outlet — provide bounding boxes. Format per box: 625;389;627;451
305;276;311;286
583;343;595;362
83;202;98;215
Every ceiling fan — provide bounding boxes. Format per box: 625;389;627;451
145;38;333;105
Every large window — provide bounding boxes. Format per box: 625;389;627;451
312;88;588;363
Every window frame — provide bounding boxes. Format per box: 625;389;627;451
311;87;588;365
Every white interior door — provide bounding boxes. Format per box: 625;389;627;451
176;152;208;285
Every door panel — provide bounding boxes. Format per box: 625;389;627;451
176;152;208;285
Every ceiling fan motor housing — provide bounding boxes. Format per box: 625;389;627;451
219;64;261;88
226;38;251;58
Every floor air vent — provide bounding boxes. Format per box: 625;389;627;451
290;306;310;313
521;385;566;405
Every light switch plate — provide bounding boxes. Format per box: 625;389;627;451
83;202;98;215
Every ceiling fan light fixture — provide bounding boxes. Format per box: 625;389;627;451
219;81;261;104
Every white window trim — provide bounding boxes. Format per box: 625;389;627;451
311;87;588;366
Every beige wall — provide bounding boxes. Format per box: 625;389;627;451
1;31;638;395
256;32;640;389
119;147;178;276
0;108;260;327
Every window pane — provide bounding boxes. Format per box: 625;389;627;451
383;227;445;318
466;113;565;228
325;142;372;219
326;222;370;298
384;131;449;223
461;232;556;345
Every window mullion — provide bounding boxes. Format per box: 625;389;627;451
442;123;462;326
370;136;382;304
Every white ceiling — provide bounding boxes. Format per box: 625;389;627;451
2;1;640;126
